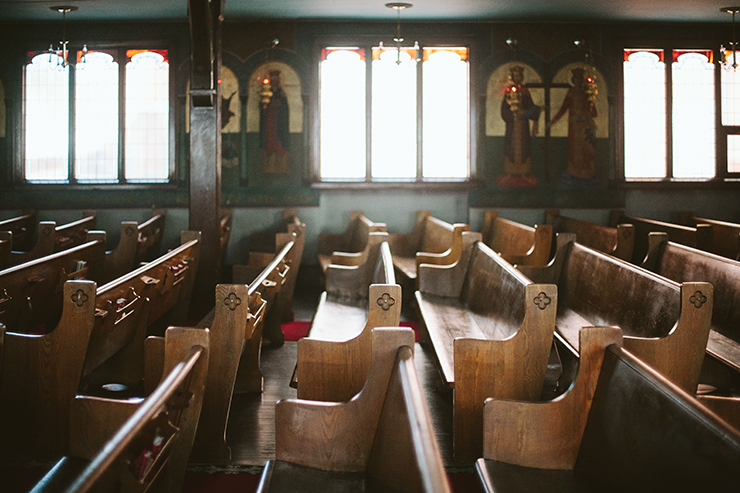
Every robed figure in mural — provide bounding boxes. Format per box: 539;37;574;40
498;65;541;188
549;67;598;182
260;69;290;174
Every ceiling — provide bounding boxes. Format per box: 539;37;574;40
0;0;736;24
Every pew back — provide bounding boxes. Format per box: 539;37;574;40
681;211;740;260
546;209;634;261
0;210;36;251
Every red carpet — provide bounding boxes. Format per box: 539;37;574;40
281;321;420;342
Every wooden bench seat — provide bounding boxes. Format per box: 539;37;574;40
477;327;740;493
681;210;740;260
481;211;552;266
610;210;711;264
546;209;634;261
518;233;713;395
7;213;98;267
259;327;451;493
388;210;470;285
416;232;558;464
296;233;401;402
29;327;209;493
317;210;386;274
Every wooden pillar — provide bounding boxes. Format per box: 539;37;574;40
188;0;223;318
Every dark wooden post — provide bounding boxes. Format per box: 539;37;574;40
188;0;223;318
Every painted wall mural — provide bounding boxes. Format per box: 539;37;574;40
475;52;617;207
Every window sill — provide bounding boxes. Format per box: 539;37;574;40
618;178;740;190
311;179;483;191
12;182;181;191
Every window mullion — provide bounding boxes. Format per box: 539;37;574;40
365;44;372;182
68;61;77;184
665;48;673;180
118;48;127;184
416;47;423;182
716;49;727;180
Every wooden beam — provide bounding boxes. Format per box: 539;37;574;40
188;0;223;318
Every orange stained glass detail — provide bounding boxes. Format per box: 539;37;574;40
624;49;664;63
672;49;713;63
372;46;417;61
126;49;169;63
322;47;365;61
422;47;468;62
77;49;117;64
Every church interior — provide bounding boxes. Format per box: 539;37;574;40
2;0;740;491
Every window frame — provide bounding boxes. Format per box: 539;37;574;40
15;41;177;188
618;41;740;186
310;35;478;187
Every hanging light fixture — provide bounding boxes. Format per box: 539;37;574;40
385;2;412;65
257;38;280;108
721;7;740;71
574;39;598;104
48;6;86;68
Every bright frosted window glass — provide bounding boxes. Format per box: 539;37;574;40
24;53;69;182
624;51;666;179
423;48;469;180
729;135;740;173
320;49;366;180
372;49;417;180
672;52;715;179
722;57;740;126
76;52;119;182
125;51;169;182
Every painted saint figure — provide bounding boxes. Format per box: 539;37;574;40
549;67;598;182
498;65;540;188
260;70;290;174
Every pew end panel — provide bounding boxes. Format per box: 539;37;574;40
517;233;576;286
416;232;481;298
191;283;252;463
0;280;98;460
622;281;713;394
296;283;402;402
276;327;414;472
102;221;141;284
387;210;431;258
482;327;623;470
453;283;558;464
483;211;552;267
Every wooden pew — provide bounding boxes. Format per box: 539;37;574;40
0;233;201;459
231;238;295;392
0;231;10;267
518;233;713;395
220;208;233;262
476;327;740;492
296;233;400;402
0;234;107;334
546;209;634;261
480;211;552;267
641;233;740;426
8;212;97;267
416;231;558;464
242;208;306;326
680;210;740;260
259;327;451;493
0;209;36;251
81;231;201;391
317;210;386;274
610;210;711;264
103;209;167;283
29;327;209;493
388;210;470;287
189;248;292;462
